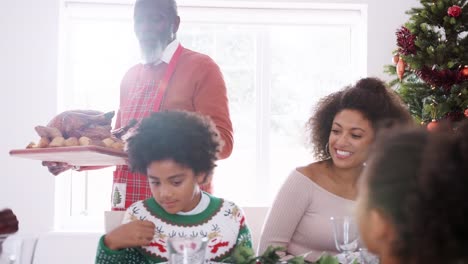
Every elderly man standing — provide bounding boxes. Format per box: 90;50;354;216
111;0;233;210
45;0;233;211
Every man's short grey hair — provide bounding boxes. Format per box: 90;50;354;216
165;0;178;18
136;0;178;18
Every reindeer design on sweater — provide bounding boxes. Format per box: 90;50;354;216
102;197;253;263
148;226;168;253
206;224;230;253
224;205;246;229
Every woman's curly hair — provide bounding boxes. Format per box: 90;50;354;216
307;77;412;160
126;110;223;180
365;121;468;264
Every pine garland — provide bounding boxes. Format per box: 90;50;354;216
228;243;345;264
385;0;468;124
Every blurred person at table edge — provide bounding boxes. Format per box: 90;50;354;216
356;121;468;264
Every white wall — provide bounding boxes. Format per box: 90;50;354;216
246;0;419;79
0;0;60;233
365;0;418;79
0;0;418;233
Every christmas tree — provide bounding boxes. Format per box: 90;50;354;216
385;0;468;128
113;187;122;207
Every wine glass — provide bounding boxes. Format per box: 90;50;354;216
330;216;359;264
359;248;380;264
167;237;208;264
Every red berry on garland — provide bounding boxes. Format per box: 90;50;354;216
427;120;439;131
447;5;461;17
465;109;468;118
392;55;400;64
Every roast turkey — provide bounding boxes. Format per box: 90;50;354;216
35;110;115;140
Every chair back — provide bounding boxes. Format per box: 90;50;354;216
104;210;125;233
241;206;269;251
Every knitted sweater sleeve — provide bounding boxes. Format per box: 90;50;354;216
236;211;253;249
95;203;151;263
95;235;149;264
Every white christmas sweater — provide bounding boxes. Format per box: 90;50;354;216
95;194;252;263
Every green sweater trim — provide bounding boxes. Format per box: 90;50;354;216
143;192;223;226
98;235;127;256
98;235;166;263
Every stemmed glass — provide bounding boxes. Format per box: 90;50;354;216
167;237;208;264
359;248;380;264
330;216;359;264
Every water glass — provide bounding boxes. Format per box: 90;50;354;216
167;237;208;264
359;248;379;264
330;216;359;264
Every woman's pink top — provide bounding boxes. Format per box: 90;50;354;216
258;169;356;261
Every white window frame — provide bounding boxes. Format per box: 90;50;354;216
55;0;367;231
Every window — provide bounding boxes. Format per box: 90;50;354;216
56;0;367;230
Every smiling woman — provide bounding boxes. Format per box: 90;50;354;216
328;109;375;170
258;78;413;261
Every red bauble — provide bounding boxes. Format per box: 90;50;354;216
397;58;406;80
392;55;400;64
465;109;468;118
462;66;468;77
427;120;439;131
447;5;462;17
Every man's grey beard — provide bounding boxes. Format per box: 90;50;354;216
140;40;165;64
139;25;174;64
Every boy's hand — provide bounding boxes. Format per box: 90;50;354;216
104;220;155;250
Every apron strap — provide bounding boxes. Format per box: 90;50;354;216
153;43;184;112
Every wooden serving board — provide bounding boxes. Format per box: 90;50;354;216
9;146;128;166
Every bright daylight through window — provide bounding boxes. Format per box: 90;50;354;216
55;0;367;230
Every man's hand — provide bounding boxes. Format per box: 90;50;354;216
42;161;73;175
104;220;155;250
0;209;19;235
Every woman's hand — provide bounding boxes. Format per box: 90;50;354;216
104;220;155;250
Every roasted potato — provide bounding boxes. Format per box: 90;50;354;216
79;136;92;146
64;137;79;147
102;137;115;148
49;137;65;147
37;137;51;148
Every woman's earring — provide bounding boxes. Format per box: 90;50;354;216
325;142;330;156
